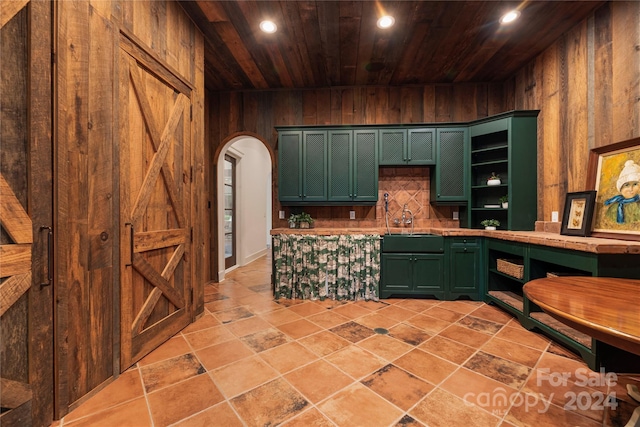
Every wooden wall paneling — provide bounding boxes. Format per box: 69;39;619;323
400;87;423;124
302;91;317;125
339;88;354;124
564;21;590;192
242;92;260;132
330;88;342;124
355;87;369;124
611;1;640;142
434;85;453;122
541;41;563;222
593;3;613;149
422;85;436;122
192;27;206;316
388;87;402;124
486;83;506;116
87;6;116;391
315;90;331;125
452;84;477;122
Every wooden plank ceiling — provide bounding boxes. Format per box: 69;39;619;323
180;1;604;91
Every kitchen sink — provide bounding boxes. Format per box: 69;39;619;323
382;234;444;253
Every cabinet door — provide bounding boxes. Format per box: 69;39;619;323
448;246;481;299
413;255;444;296
379;129;407;165
353;130;378;202
381;254;413;295
302;130;327;201
408;128;435;165
434;127;469;203
278;131;303;202
328;130;353;202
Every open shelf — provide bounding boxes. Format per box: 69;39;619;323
466;113;538;230
487;290;524;313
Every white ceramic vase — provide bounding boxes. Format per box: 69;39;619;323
485;226;497;230
487;178;501;186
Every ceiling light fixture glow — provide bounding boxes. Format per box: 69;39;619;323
259;20;277;33
377;15;395;29
500;10;521;24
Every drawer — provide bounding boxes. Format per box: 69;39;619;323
382;234;444;253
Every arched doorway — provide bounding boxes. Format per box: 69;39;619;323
215;135;273;281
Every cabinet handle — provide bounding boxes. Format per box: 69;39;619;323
40;226;53;288
125;222;134;266
464;248;467;252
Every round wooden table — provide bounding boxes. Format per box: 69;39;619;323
523;276;640;356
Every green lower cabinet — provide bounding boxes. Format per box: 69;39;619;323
380;253;444;299
445;237;483;300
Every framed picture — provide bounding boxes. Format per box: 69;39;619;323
586;136;640;241
560;191;596;237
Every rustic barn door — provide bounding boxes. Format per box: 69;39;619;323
1;1;54;426
119;35;193;368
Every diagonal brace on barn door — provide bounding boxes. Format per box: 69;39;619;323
132;251;185;309
0;174;33;244
128;58;188;227
130;242;185;334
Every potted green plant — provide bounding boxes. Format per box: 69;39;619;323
480;219;500;230
499;195;508;209
297;212;314;229
288;213;298;228
487;172;501;186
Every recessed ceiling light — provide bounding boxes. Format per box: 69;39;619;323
377;15;395;29
500;10;521;24
259;20;277;33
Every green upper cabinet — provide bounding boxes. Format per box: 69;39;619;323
278;129;327;203
431;127;469;204
465;111;539;230
328;129;378;202
353;130;379;202
379;129;406;165
379;128;435;165
277;130;302;202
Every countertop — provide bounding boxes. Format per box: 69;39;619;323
270;227;640;254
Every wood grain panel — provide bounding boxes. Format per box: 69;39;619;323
0;175;32;244
0;273;31;317
0;245;31;278
593;3;613;149
611;1;640;142
0;0;29;29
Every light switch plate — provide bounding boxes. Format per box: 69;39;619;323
279;210;285;219
349;211;356;220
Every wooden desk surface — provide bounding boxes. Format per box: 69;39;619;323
523;276;640;356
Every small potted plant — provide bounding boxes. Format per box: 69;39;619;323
288;213;298;228
297;212;314;229
481;219;500;230
499;195;508;209
487;172;501;186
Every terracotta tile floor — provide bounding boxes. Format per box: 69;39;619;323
52;255;639;427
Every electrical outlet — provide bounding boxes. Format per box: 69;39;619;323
279;210;285;219
551;211;559;222
349;211;356;220
453;211;459;220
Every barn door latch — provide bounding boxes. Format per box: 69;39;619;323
40;226;53;288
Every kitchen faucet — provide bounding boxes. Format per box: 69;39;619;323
401;204;414;235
